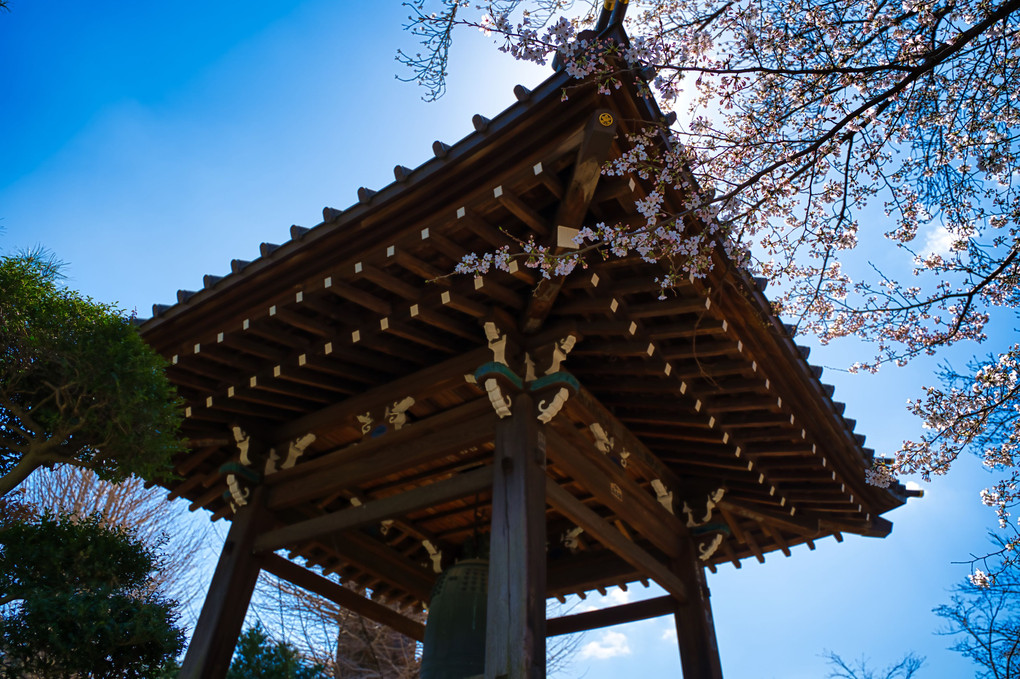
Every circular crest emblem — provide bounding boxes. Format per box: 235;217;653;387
598;112;614;127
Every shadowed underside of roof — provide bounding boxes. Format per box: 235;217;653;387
140;52;916;613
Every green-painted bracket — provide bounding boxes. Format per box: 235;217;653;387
218;461;262;484
691;522;731;537
474;361;524;390
529;370;580;393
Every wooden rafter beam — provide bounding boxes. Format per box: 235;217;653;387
262;554;426;642
522;109;618;334
254;465;492;553
545;478;688;602
545;427;686;559
566;384;685;491
717;499;820;537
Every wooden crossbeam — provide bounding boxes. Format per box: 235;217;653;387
545;479;687;601
255;465;493;553
271;346;490;442
546;595;675;636
262;554;426;642
267;400;496;511
328;530;435;603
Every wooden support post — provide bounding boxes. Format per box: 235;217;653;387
179;488;268;679
671;543;724;679
485;392;547;679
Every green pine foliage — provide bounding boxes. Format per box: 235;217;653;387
227;624;324;679
0;513;185;678
0;252;184;498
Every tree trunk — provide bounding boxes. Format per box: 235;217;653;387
0;449;45;498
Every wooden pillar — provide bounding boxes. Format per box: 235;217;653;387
485;392;547;679
672;546;724;679
180;487;268;679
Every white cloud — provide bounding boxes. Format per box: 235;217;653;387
605;588;631;606
922;225;956;256
906;481;923;491
579;631;633;660
660;626;678;643
576;587;631;613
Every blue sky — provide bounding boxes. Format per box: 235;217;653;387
0;2;1006;676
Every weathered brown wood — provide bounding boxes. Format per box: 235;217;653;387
743;528;767;563
324;277;393;315
522;109;618;334
269;306;331;337
486;392;547;679
175;444;221;476
262;553;426;642
425;229;470;263
268;400;497;510
461;211;518;249
327;530;435;603
409;305;479;340
166;473;208;502
288;349;388;386
762;522;792;557
547;550;639;597
545;426;686;559
717;499;822;537
393;249;448;282
472;275;525;309
553;295;620;316
179;488;268;679
358;263;422;301
498;188;550;236
704;395;782;412
439;289;489;318
545;478;687;601
255;465;492;553
378;317;460;353
628;297;711;318
546;595;675;636
271;346;490;442
567;384;685;491
671;547;724;679
662;340;741;361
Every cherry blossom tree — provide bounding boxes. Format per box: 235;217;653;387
399;0;1020;553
